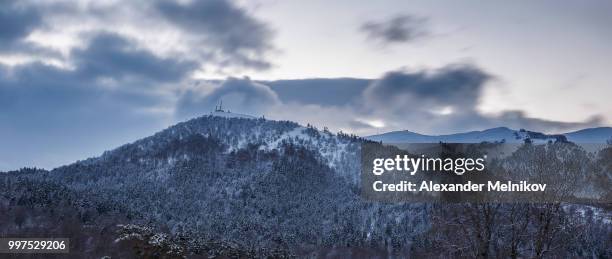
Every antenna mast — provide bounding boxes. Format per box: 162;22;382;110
215;99;224;112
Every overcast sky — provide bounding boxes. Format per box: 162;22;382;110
1;0;611;170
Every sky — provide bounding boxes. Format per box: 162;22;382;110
1;0;611;170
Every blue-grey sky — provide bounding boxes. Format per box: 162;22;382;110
1;0;611;170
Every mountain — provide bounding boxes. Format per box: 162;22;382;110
0;112;427;257
1;113;610;257
564;127;612;143
367;127;612;144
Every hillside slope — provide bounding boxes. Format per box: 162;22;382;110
1;114;426;255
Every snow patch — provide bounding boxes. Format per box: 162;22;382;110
209;111;257;119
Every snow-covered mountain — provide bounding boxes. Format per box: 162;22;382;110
564;127;612;143
209;110;257;119
1;113;610;257
2;112;427;255
367;126;612;144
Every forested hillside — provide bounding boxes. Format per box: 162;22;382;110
1;115;610;258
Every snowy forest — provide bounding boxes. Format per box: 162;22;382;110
1;115;611;258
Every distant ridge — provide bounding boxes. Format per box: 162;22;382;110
366;127;612;144
564;127;612;143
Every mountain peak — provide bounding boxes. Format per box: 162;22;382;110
209;110;257;119
483;126;513;133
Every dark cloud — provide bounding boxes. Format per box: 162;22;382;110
198;71;599;135
0;63;162;123
156;0;275;70
360;15;429;44
363;64;491;113
0;0;41;51
0;32;197;91
73;33;198;83
357;65;601;133
0;32;199;170
177;77;279;119
0;61;168;171
264;78;370;106
1;0;275;71
0;0;278;169
0;32;197;118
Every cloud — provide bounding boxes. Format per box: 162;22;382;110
257;65;601;135
357;65;601;134
348;119;379;130
178;67;600;137
0;0;275;71
0;1;605;170
156;0;275;70
0;0;278;169
73;32;198;83
0;0;43;53
264;78;370;107
360;15;429;44
363;64;491;114
0;61;171;171
0;32;198;170
0;32;197;93
0;0;41;44
176;77;280;119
